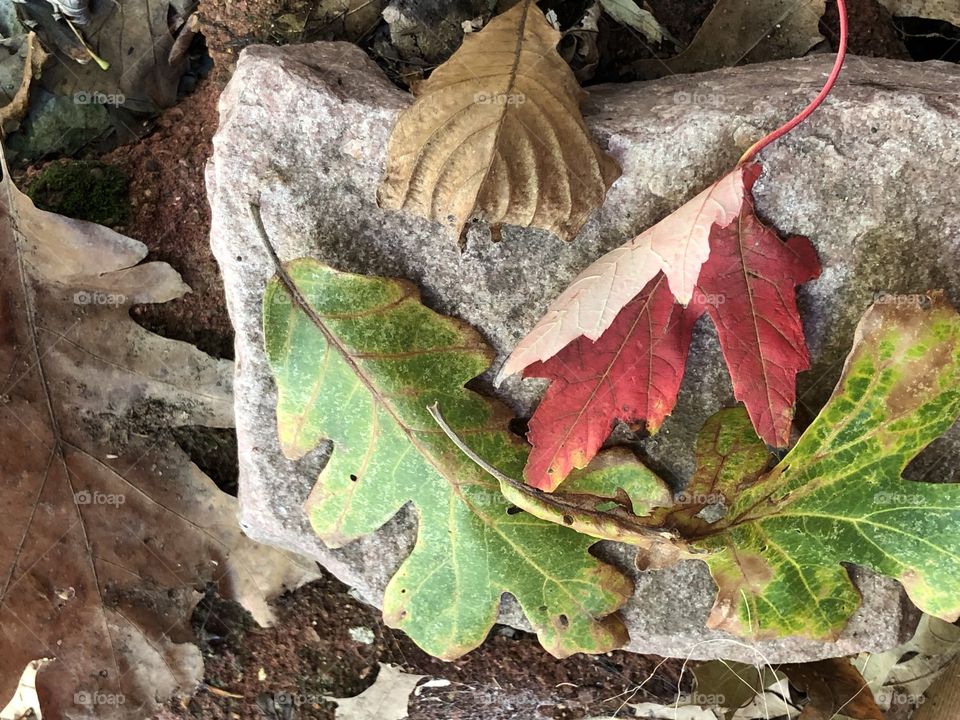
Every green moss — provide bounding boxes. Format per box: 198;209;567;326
26;160;129;228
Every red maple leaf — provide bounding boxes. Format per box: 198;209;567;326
521;165;821;490
523;274;704;491
696;164;821;446
495;0;847;491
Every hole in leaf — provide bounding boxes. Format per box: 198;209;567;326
558;614;569;628
562;514;574;525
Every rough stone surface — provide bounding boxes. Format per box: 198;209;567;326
207;42;960;662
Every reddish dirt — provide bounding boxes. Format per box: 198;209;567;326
198;0;288;81
103;80;234;360
157;570;687;720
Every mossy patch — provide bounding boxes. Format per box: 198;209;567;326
27;160;130;228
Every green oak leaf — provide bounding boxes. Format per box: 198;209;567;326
698;293;960;638
263;257;638;659
424;402;702;566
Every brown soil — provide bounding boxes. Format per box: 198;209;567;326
198;0;287;81
157;570;687;720
103;80;234;360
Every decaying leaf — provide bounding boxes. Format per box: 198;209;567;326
878;0;960;27
377;0;621;242
729;676;799;719
854;614;960;711
260;240;635;660
316;0;387;39
330;664;424;720
275;0;388;42
497;166;746;382
634;0;826;79
598;0;678;46
782;658;884;720
0;150;315;718
381;0;493;70
692;659;783;719
697;294;960;638
558;3;601;83
913;656;960;720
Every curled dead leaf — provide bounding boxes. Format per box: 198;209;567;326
633;0;826;79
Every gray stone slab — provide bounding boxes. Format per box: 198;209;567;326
208;41;960;661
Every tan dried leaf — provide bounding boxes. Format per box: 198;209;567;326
377;0;621;242
0;148;315;719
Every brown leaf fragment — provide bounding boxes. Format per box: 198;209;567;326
782;658;885;720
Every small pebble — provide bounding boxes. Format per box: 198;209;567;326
349;626;375;645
